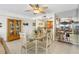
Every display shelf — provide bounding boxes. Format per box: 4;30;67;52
7;19;21;41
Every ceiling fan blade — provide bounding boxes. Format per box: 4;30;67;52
29;4;33;7
29;4;39;10
41;11;45;13
24;10;31;12
28;4;47;14
35;4;39;8
42;7;48;9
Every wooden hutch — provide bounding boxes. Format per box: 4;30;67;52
7;19;21;41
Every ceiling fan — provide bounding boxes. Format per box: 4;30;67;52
25;4;48;14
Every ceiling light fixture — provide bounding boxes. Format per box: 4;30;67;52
34;9;40;13
29;4;48;14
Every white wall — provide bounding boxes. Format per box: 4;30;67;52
0;16;7;41
56;9;77;18
0;10;29;19
32;13;54;19
22;19;36;38
0;10;29;41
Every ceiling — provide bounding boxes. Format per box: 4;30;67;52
0;4;78;18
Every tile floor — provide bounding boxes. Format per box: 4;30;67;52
27;41;79;54
1;40;79;54
0;43;5;54
49;41;79;54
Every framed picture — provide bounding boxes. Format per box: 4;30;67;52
0;23;2;27
33;23;36;26
23;23;28;26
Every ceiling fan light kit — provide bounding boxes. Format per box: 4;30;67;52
25;4;48;14
34;9;40;13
